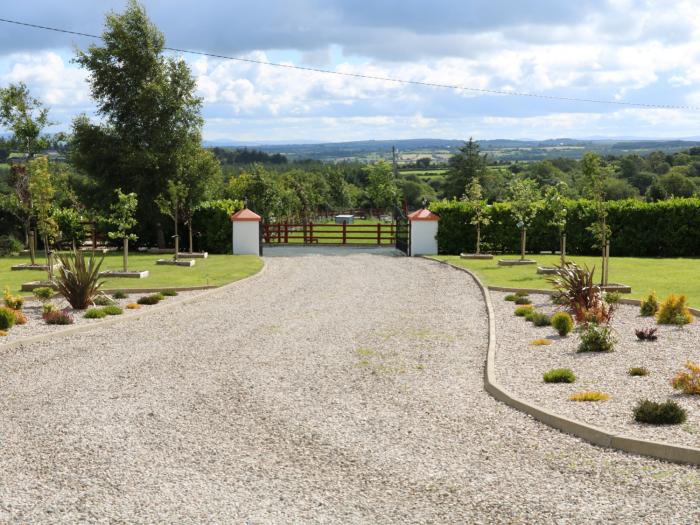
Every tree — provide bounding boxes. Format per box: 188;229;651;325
107;189;138;272
508;178;541;261
53;207;86;250
581;152;611;285
0;83;51;260
28;157;58;279
444;138;486;198
155;181;187;260
463;178;490;255
658;171;695;198
72;0;203;243
543;183;568;264
366;161;400;211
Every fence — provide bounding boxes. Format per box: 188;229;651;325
262;222;396;245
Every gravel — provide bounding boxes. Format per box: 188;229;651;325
493;291;700;448
0;255;700;523
0;290;202;343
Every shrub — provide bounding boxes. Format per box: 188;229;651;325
3;288;23;310
161;289;178;297
0;234;23;256
42;303;58;317
551;312;574;336
530;338;552;346
514;296;532;305
33;287;56;302
84;308;107;319
547;262;601;322
604;291;621;304
137;295;161;305
514;305;534;316
543;368;576;383
671;361;700;394
93;295;116;306
640;291;659;317
192;199;243;253
126;303;141;309
634;399;686;425
531;312;551;327
44;310;74;325
656;294;693;325
629;367;649;377
524;309;537;321
569;391;610;402
152;292;165;301
55;250;105;309
101;305;123;316
0;329;7;336
12;310;27;325
635;327;658;341
577;323;615;352
551;293;568;306
504;294;518;302
112;290;127;299
0;307;17;330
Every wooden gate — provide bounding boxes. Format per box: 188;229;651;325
262;221;396;245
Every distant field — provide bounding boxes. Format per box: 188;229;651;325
400;168;448;176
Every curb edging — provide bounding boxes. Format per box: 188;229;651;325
0;260;267;354
427;257;700;467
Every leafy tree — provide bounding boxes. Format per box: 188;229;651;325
72;0;203;243
0;82;50;156
581;152;612;285
463;178;490;255
53;207;86;250
602;178;639;200
366;161;400;210
543;183;568;264
28;157;58;278
444;138;486;198
107;189;138;272
645;179;668;202
155;180;187;260
508;178;541;260
659;171;695;198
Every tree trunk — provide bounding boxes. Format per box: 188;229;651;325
188;220;193;254
475;224;481;255
561;233;566;266
44;235;52;281
601;216;607;286
173;215;179;261
29;230;36;265
123;237;128;272
520;227;527;260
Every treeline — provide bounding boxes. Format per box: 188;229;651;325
210;147;287;165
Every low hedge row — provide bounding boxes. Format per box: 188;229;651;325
191;199;244;254
429;197;700;257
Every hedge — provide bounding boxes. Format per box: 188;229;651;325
429;197;700;257
191;199;244;254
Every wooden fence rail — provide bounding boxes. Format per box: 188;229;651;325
262;222;396;245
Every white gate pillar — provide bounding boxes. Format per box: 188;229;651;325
408;209;439;256
231;208;261;255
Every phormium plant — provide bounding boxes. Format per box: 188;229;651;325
55;249;105;309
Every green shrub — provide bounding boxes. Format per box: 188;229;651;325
604;291;621;304
515;296;532;305
577;323;615;352
84;308;107;319
42;303;58;317
640;291;659;317
33;287;56;302
504;294;518;302
161;289;178;297
112;290;127;299
514;305;534;317
543;368;576;383
531;312;551;327
192;199;244;253
0;307;16;330
656;294;693;325
151;292;165;301
551;312;574;336
634;399;686;425
0;234;23;256
44;310;74;325
101;305;123;316
628;367;649;377
93;295;116;306
524;309;537;321
3;288;23;310
137;294;161;305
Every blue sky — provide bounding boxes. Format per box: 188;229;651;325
1;0;700;143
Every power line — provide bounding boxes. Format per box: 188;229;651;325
1;16;698;112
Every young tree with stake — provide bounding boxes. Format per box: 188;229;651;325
581;153;612;286
156;181;187;261
544;182;568;265
28;157;58;280
463;177;490;255
508;178;541;261
108;189;138;272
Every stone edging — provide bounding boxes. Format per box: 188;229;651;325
427;257;700;466
0;260;267;354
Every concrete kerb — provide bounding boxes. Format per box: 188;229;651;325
426;257;700;467
0;260;267;354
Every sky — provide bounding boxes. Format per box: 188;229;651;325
1;0;700;143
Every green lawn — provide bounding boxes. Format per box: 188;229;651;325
433;254;700;307
0;253;263;295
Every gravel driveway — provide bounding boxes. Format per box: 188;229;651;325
1;254;700;523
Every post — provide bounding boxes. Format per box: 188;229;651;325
520;227;527;261
604;240;610;286
342;220;347;244
476;224;481;255
309;221;314;244
284;221;288;243
408;208;439;256
231;208;262;255
561;233;566;265
28;230;36;265
45;236;52;281
377;223;381;245
123;237;128;272
173;234;179;261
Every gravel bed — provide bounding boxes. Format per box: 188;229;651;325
0;290;203;344
1;255;700;523
493;291;700;448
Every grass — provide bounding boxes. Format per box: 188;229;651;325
433;254;700;307
0;253;263;295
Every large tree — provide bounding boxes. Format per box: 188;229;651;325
71;0;204;244
444;138;487;199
